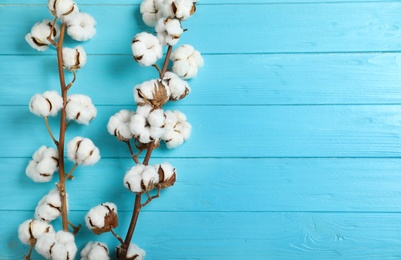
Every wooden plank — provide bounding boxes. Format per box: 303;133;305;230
4;211;401;259
2;3;401;55
2;53;401;106
4;158;401;212
2;105;401;158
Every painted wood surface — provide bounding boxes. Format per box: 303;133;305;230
2;0;401;259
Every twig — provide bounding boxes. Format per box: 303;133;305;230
66;70;76;91
125;140;140;164
65;163;78;180
160;46;173;78
44;116;59;146
152;64;161;76
68;221;81;235
111;229;124;245
46;17;58;46
141;187;161;207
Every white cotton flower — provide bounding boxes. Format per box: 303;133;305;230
48;0;79;22
133;79;170;107
163;71;190;100
156;18;183;46
162;110;191;148
66;94;97;125
162;0;197;21
131;32;162;66
25;19;60;52
67;136;100;166
35;188;67;222
63;46;87;70
36;231;77;260
26;146;59;183
129;106;165;144
29;90;63;117
107;110;135;141
66;12;96;41
81;241;109;260
140;0;164;27
18;219;55;245
171;44;204;79
85;203;118;234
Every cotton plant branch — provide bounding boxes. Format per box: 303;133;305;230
83;0;204;259
18;1;99;259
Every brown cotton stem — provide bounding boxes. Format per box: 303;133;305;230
56;22;69;232
111;229;124;245
125;140;140;164
66;70;76;91
143;141;155;166
44;117;59;146
160;45;173;79
120;194;142;259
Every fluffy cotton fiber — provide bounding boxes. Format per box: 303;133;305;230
66;94;97;125
66;12;96;41
81;241;109;260
62;46;87;70
131;32;162;66
170;44;203;79
26;146;59;183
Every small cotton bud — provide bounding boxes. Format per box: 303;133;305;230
116;243;146;260
171;44;203;79
162;110;191;148
134;79;170;108
29;91;63;117
66;94;97;125
66;12;96;41
107;109;135;141
67;136;100;166
140;0;164;27
85;203;118;235
18;219;55;246
63;46;87;70
156;18;183;46
35;231;77;260
48;0;79;22
163;71;190;101
131;32;162;66
162;0;197;21
81;241;110;260
26;146;59;183
25;20;60;52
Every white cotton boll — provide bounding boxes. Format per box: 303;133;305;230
129;114;146;136
148;109;165;127
66;94;97;125
85;203;118;234
26;146;59;183
26;20;60;52
35;203;60;222
85;206;107;230
136;104;153;118
131;32;162;66
63;46;87;71
55;0;79;22
81;241;109;260
162;109;190;148
140;0;164;27
142;165;159;189
56;231;75;244
162;0;196;21
150;126;164;140
165;131;184;148
66;12;96;41
18;219;55;245
134;79;170;107
134;79;157;104
163;71;190;100
138;128;153;143
171;44;203;79
126;243;146;260
124;165;146;193
107;110;135;141
29;90;63;117
159;162;175;180
36;157;58;175
67;137;100;166
179;121;192;140
156;18;183;46
25;33;48;52
35;233;56;259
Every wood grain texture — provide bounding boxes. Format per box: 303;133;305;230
2;3;401;55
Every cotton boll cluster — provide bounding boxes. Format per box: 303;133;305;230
140;0;164;27
129;105;166;144
48;0;79;22
85;203;118;234
163;71;190;101
35;231;77;260
66;12;96;41
26;146;59;183
66;94;97;125
162;110;191;149
25;20;60;52
162;0;197;21
116;243;146;260
131;32;163;66
81;242;109;260
35;188;67;222
107;110;135;141
67;136;100;165
29;91;63;117
171;44;204;79
156;18;183;46
63;46;87;71
124;163;176;193
18;219;55;245
134;79;170;108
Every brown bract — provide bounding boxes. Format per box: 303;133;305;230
136;80;169;109
89;206;118;235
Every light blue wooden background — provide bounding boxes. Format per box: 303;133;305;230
1;0;401;259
